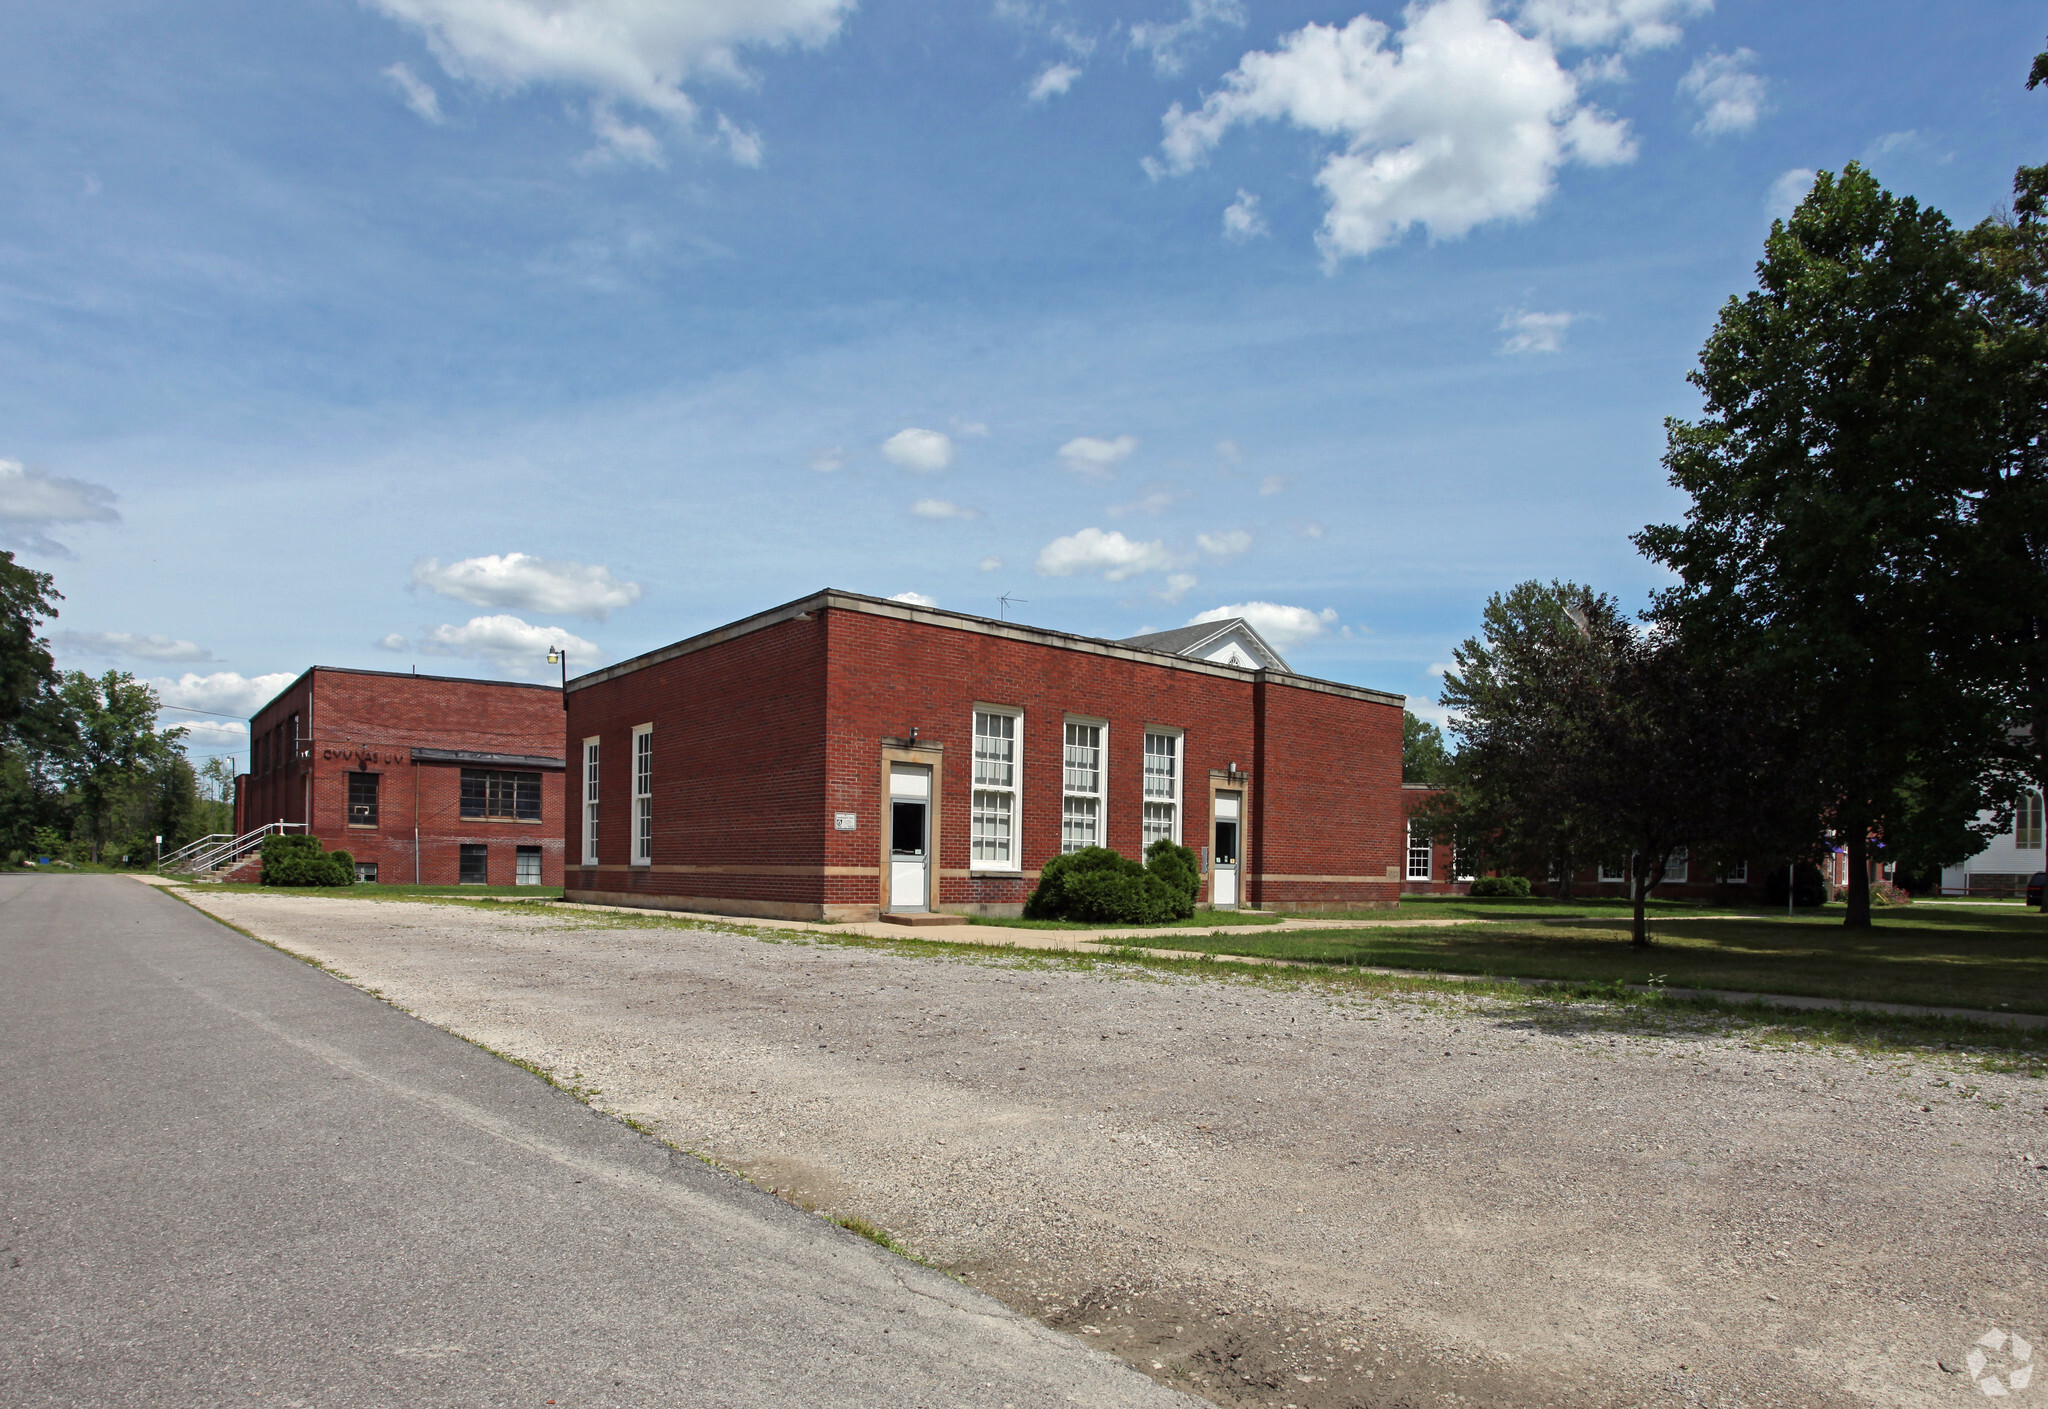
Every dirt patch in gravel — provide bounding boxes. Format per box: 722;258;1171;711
180;890;2048;1408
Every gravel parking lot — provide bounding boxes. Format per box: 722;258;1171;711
178;889;2047;1409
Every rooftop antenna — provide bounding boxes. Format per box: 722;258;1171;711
998;591;1028;621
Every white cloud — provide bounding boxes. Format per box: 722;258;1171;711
1258;473;1292;496
1222;189;1269;242
951;418;991;437
1057;434;1138;476
1158;572;1199;603
978;555;1004;572
1295;520;1325;538
364;0;853;164
0;458;120;555
910;498;980;520
1156;0;1637;264
377;633;409;651
412;552;642;620
150;671;300;720
1108;483;1185;516
1035;527;1174;582
888;591;938;607
581;102;667;168
1189;601;1337;648
1765;166;1815;220
1196;529;1251;559
809;445;846;472
1680;48;1765;137
54;631;213;663
417;614;600;672
715;112;764;166
1515;0;1707;54
1028;62;1081;101
1499;308;1576;353
881;427;956;472
1215;438;1245;465
1130;0;1246;76
383;61;445;122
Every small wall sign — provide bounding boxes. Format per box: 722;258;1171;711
833;812;858;831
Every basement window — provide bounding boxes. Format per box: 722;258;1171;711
458;844;488;885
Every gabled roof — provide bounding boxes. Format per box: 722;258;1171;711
1119;618;1293;673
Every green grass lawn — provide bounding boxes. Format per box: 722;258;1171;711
170;881;565;901
967;910;1285;930
1370;893;1797;923
1109;907;2048;1014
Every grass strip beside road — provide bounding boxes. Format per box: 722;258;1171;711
966;911;1285;930
1108;910;2048;1016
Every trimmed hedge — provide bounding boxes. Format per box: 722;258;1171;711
1466;875;1532;898
259;833;355;887
1023;838;1201;924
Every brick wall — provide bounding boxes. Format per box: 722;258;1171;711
238;668;566;886
562;595;1406;921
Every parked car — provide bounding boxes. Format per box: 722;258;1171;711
2029;872;2044;907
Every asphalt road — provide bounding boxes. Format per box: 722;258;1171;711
0;875;1193;1409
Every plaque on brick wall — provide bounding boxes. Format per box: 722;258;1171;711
833;812;858;831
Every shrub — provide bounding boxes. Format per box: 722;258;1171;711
1869;878;1912;908
260;833;354;887
1024;840;1199;924
1466;875;1532;898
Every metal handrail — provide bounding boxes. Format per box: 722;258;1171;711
158;833;233;870
160;821;307;875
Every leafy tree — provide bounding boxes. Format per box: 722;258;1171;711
0;550;58;734
1636;164;2015;928
48;670;187;864
1401;711;1453;786
1961;37;2048;910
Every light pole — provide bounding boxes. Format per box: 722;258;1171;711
546;647;567;710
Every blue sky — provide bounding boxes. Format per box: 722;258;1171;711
1;0;2041;759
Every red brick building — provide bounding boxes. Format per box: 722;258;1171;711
235;667;566;886
563;590;1405;921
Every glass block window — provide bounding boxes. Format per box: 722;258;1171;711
633;725;653;864
460;769;541;821
347;771;379;828
1061;721;1102;854
971;710;1019;867
582;738;600;865
458;843;488;885
515;845;542;886
1405;822;1432;881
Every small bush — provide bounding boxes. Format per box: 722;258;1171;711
1466;875;1532;898
1869;878;1912;908
260;833;354;887
1024;840;1200;924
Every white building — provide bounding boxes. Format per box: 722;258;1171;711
1938;789;2044;896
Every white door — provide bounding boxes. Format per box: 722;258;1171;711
888;764;931;912
1212;790;1241;910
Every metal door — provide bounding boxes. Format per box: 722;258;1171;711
1212;790;1241;909
888;763;931;912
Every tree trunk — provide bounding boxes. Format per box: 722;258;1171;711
1630;855;1655;946
1843;825;1873;929
2035;698;2047;915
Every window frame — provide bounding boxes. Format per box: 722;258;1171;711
632;723;653;866
1405;820;1432;881
459;768;543;823
346;770;380;829
514;845;542;886
1061;717;1106;854
1141;727;1183;850
457;843;488;886
1598;859;1629;883
2019;791;2045;852
1723;860;1749;884
1663;848;1689;884
582;736;601;866
969;706;1022;872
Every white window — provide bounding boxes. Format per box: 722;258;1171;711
1599;859;1629;883
1142;730;1181;847
632;724;652;865
971;709;1020;868
1062;720;1103;853
2019;792;2044;852
1723;860;1748;884
1663;848;1689;884
1405;822;1432;881
582;737;600;865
